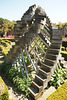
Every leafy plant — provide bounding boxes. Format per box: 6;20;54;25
0;62;33;97
49;64;67;88
13;76;32;97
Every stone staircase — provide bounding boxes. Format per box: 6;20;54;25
28;33;62;100
4;5;64;100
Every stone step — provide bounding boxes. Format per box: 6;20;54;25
38;61;51;72
47;48;59;55
44;58;55;66
39;68;51;81
46;53;57;60
51;39;62;44
32;81;43;93
35;74;47;87
28;86;39;100
38;68;48;78
52;35;62;40
28;73;47;99
50;43;61;49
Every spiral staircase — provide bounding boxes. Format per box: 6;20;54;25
5;5;62;100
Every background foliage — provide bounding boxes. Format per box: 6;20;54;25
0;18;16;35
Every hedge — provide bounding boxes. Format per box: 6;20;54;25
0;76;9;100
46;81;67;100
61;51;67;61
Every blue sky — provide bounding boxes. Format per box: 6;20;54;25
0;0;67;23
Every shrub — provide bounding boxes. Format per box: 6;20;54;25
61;51;67;61
0;76;9;100
46;81;67;100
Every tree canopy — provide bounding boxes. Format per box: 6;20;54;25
57;22;67;29
0;18;16;33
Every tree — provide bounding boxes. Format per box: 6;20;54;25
0;18;16;36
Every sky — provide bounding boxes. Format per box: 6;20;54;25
0;0;67;23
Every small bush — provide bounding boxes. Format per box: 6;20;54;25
46;81;67;100
0;76;9;100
